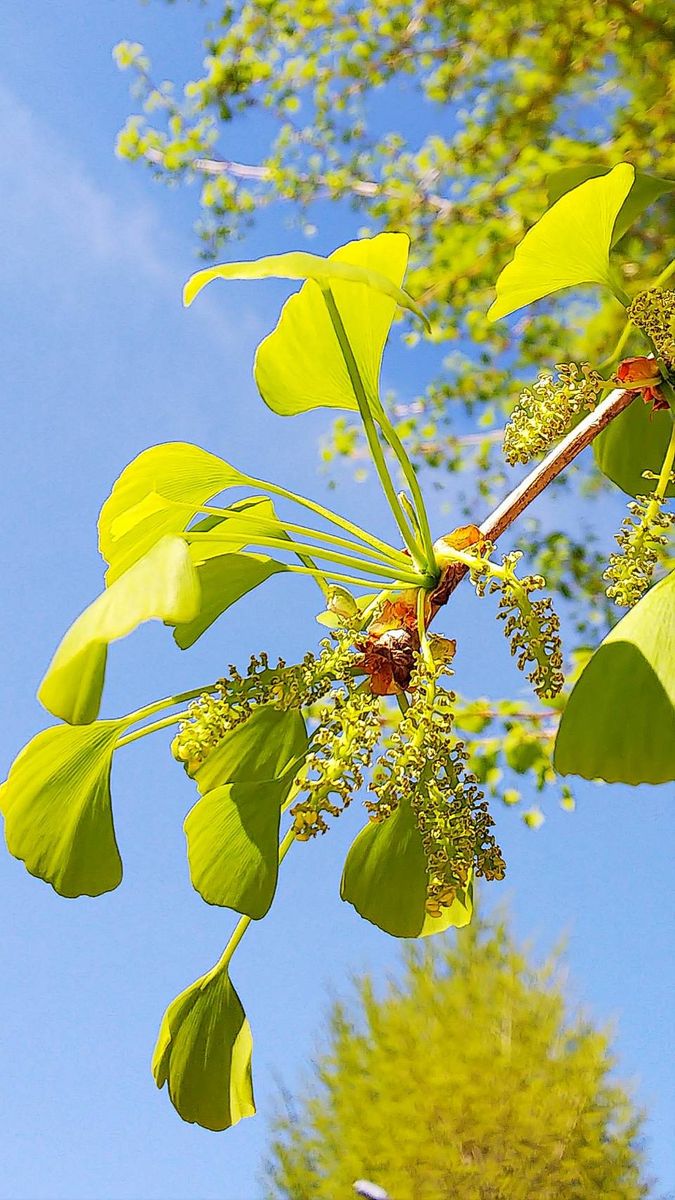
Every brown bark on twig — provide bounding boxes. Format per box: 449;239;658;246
430;386;636;608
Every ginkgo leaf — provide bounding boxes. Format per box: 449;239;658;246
174;551;287;649
152;966;255;1131
554;570;675;784
0;719;127;897
99;442;250;584
174;495;290;648
341;799;473;938
547;164;675;245
184;776;290;918
593;398;675;498
39;536;201;725
191;704;307;794
183;240;427;325
254;233;412;416
184;706;307;916
488;163;635;320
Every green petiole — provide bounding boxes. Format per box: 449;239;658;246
186;530;425;584
116;711;190;749
320;286;426;568
247;475;405;562
285;563;427;590
189;502;411;568
377;408;437;569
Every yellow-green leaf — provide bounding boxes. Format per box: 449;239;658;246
99;442;249;584
489;163;635;320
547;164;675;245
184;707;307;916
185;777;288;918
341;799;473;938
183;237;426;325
0;720;126;897
593;399;675;498
192;705;307;794
254;233;413;415
174;551;287;649
152;966;255;1131
39;537;201;724
554;570;675;784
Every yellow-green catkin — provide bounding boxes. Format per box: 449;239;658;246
503;363;603;465
367;656;505;915
628;289;675;367
604;494;675;607
290;688;382;839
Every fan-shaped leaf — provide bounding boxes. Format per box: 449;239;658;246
192;705;307;794
99;442;250;584
184;706;307;916
547;164;675;245
0;719;126;897
488;163;635;320
254;233;412;415
593;399;675;498
341;799;473;938
185;777;290;918
183;238;426;324
174;551;287;649
152;966;255;1132
39;536;200;724
554;570;675;784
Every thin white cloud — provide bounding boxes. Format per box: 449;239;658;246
0;77;261;348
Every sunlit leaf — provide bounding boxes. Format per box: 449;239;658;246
593;399;675;498
152;966;255;1131
174;551;287;649
547;164;675;245
183;238;427;324
192;705;307;794
185;707;307;916
254;233;412;415
0;720;126;897
174;495;290;647
99;442;250;584
554;570;675;784
39;537;200;724
488;163;635;320
185;777;289;917
341;799;473;938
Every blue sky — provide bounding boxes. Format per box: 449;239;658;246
0;5;673;1198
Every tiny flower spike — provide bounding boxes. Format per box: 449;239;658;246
604;493;675;607
503;363;604;465
627;289;675;370
4;197;675;1133
366;654;505;917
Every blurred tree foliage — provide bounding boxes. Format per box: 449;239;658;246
114;1;675;815
265;917;650;1200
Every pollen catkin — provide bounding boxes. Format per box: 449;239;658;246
503;363;603;465
627;289;675;367
367;657;505;914
290;688;382;839
604;493;675;607
471;550;564;700
171;635;356;771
